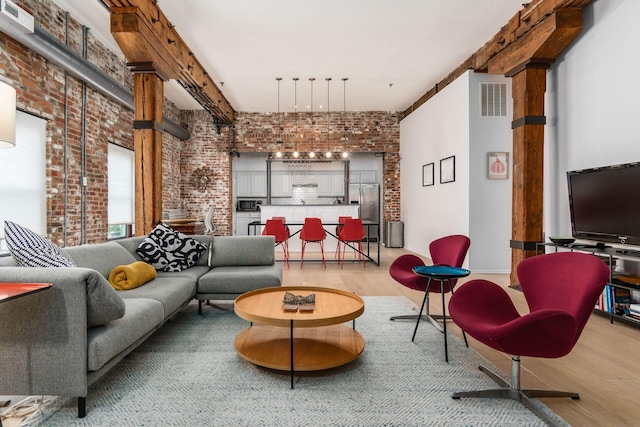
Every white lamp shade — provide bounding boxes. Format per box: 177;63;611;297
0;81;17;147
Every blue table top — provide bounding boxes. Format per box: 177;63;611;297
412;265;471;278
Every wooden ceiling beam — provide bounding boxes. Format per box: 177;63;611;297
106;0;235;123
487;8;583;75
403;0;594;118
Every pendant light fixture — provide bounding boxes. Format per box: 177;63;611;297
308;77;316;158
275;77;283;158
325;78;332;158
341;77;349;158
293;77;299;158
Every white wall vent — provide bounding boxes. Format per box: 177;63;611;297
480;82;508;117
0;0;34;34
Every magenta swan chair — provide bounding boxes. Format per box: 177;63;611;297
389;235;470;361
448;251;609;426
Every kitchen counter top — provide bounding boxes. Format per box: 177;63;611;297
263;204;359;207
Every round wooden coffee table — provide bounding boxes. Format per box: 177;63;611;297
234;286;365;388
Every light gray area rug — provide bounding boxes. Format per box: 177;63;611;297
24;296;568;426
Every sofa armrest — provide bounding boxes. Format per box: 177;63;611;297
0;267;93;398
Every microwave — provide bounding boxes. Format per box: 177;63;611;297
237;199;260;211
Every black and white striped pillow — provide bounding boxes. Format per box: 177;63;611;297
4;221;76;267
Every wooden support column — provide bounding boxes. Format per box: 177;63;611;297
133;73;164;235
508;63;550;285
485;9;583;286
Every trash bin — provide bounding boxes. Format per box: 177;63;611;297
386;221;404;248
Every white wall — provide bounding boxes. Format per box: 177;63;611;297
399;0;639;273
545;0;640;238
400;71;512;271
400;74;471;260
468;73;512;272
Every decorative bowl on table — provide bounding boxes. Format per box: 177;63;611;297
549;236;576;246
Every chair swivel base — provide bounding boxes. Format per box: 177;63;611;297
452;364;578;427
389;313;445;333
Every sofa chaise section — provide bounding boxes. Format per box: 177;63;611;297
196;235;283;312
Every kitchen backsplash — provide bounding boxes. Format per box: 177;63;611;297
272;184;343;205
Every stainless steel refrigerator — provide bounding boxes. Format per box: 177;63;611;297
359;184;380;241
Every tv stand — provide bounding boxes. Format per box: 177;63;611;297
572;242;611;249
537;242;640;329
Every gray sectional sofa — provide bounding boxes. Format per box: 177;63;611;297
0;234;282;417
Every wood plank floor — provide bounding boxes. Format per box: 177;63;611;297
282;247;638;426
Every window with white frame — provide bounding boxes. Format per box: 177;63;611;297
0;111;46;254
108;143;135;239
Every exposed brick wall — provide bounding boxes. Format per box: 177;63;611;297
2;0;401;244
179;110;402;236
2;0;136;246
179;110;233;236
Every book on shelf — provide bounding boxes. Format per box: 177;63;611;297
614;287;631;304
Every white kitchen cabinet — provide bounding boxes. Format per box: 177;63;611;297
360;170;376;183
292;170;306;184
317;172;331;196
317;171;345;197
351;170;376;184
250;172;267;197
237;172;251;197
271;171;292;197
236;212;261;235
331;171;345;196
292;171;317;185
237;171;266;197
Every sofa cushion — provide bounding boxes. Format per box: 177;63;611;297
209;236;275;267
155;266;210;282
87;297;164;371
118;277;196;318
65;242;138;279
4;221;76;267
197;265;282;296
136;223;207;272
84;269;127;327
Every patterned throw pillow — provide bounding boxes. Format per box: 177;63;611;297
136;223;207;272
4;221;76;267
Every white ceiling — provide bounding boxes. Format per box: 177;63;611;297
51;0;524;113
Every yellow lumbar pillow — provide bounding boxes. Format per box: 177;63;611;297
108;261;157;290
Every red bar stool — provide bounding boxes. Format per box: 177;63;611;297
272;216;290;240
334;216;351;259
337;218;366;268
299;217;326;268
262;218;290;268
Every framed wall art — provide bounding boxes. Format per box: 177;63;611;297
488;152;509;179
422;163;434;186
440;156;455;184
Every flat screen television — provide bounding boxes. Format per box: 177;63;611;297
567;161;640;247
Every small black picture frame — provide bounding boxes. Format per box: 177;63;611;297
422;163;434;186
440;156;455;184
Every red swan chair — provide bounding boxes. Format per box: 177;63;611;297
389;234;470;361
448;251;609;426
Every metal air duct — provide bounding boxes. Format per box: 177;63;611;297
0;18;190;141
